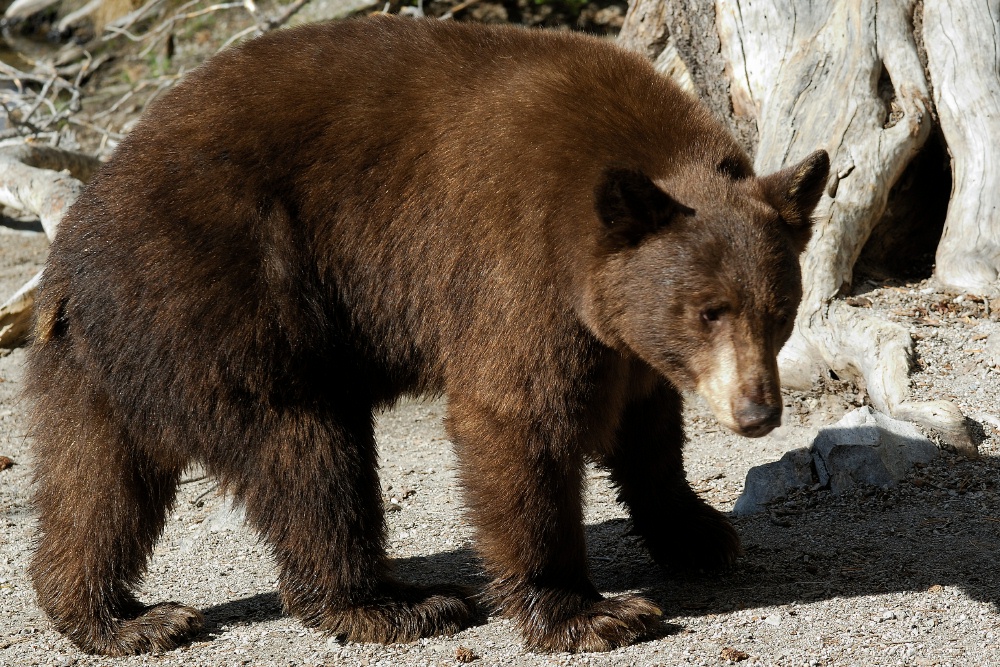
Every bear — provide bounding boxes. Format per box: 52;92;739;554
26;16;829;656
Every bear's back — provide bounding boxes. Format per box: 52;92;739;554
38;18;743;407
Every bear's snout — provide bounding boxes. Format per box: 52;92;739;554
732;399;782;438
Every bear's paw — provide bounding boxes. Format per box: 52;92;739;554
643;501;741;572
83;602;205;656
525;593;663;653
313;583;479;643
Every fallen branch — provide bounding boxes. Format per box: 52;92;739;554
3;0;59;21
103;0;169;40
258;0;311;30
219;0;314;50
0;271;40;347
0;143;97;347
56;0;104;34
138;0;246;58
0;145;94;238
2;142;101;184
0;50;106;138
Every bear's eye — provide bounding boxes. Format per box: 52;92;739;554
700;306;728;325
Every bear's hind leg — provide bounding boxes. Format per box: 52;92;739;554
602;383;740;571
228;404;477;643
30;386;201;656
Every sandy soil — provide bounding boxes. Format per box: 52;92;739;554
1;228;999;667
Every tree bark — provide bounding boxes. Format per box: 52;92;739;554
924;0;1000;296
618;0;757;152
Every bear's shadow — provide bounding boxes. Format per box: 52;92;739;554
584;461;1000;618
202;455;1000;631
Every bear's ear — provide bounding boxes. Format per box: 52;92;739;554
595;167;691;246
760;150;830;249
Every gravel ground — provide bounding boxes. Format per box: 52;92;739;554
1;229;999;667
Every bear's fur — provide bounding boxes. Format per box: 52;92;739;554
27;16;829;655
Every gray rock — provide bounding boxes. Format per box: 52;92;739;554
733;447;814;515
812;407;938;494
985;334;1000;369
733;407;938;515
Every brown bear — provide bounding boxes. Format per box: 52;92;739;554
26;16;829;656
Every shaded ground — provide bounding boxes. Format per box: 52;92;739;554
1;228;1000;666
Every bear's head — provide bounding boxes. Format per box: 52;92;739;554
584;150;829;438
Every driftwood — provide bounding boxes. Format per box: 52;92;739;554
620;0;978;455
0;143;98;237
0;144;96;347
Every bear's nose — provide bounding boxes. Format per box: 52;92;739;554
734;401;781;437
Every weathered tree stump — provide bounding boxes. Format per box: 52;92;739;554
924;0;1000;296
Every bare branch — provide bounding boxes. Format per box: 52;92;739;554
0;143;95;347
218;25;260;51
103;0;168;38
260;0;311;30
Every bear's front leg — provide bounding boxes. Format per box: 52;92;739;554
601;382;741;572
448;397;663;652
